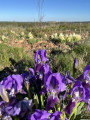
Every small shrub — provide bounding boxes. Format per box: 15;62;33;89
27;38;37;44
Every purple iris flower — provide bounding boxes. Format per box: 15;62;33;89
34;50;48;63
76;65;90;83
73;58;78;69
22;72;29;80
0;97;20;118
76;65;90;104
28;109;51;120
76;65;90;91
29;68;35;76
34;50;49;77
0;98;15;119
50;111;62;120
0;105;12;120
5;104;21;116
45;73;66;110
34;50;51;83
84;65;90;82
65;71;76;84
65;99;76;114
22;68;35;90
19;98;33;118
77;64;90;83
82;88;90;111
1;74;23;95
69;79;90;111
76;74;84;81
4;97;33;118
45;73;66;95
50;111;68;120
71;81;86;101
73;58;78;77
39;64;52;81
46;95;59;111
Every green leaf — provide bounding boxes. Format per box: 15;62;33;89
77;102;84;115
69;102;80;120
34;94;39;108
40;94;44;109
74;114;81;120
60;112;66;120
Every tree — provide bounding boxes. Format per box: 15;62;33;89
38;0;44;23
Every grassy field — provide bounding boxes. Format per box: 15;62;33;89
0;22;90;70
0;22;90;72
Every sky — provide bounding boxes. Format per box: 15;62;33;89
0;0;90;22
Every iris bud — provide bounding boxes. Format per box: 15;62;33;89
0;84;9;103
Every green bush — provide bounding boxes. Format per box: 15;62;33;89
27;38;37;44
73;44;86;55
